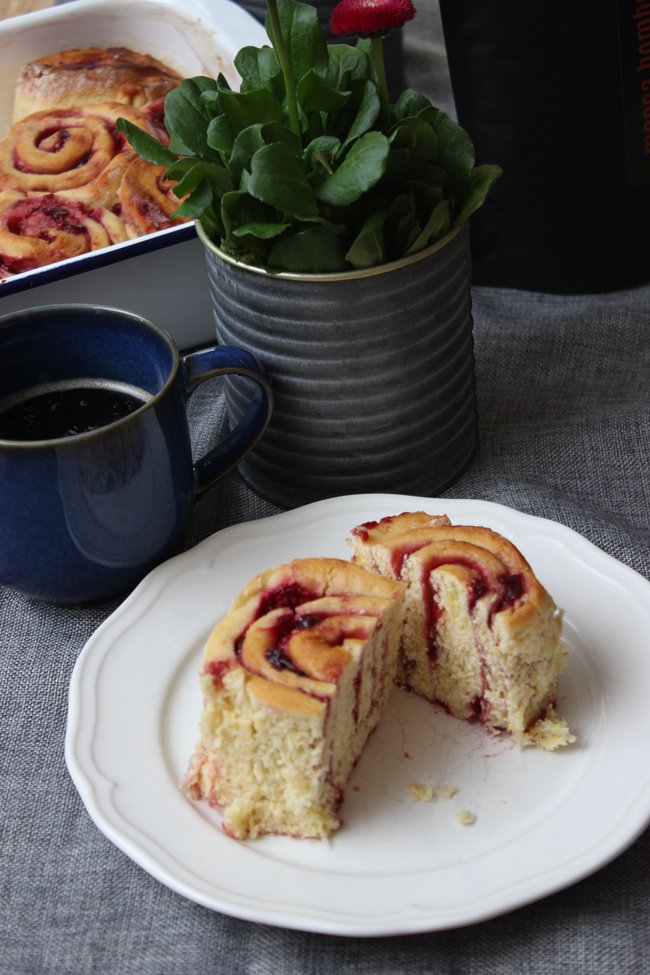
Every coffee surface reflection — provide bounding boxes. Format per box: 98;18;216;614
0;378;150;441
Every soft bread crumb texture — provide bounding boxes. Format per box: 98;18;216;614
184;558;404;840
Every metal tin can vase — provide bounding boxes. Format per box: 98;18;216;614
199;222;477;508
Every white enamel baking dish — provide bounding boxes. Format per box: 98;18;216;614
0;0;266;349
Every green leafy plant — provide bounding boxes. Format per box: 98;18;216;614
118;0;501;273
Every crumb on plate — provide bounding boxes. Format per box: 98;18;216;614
454;809;476;826
407;784;437;803
438;784;458;799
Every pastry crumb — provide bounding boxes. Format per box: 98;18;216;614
407;784;437;803
455;809;476;826
438;784;458;799
522;707;576;750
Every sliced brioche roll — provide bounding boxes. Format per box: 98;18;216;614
184;558;405;840
349;512;573;750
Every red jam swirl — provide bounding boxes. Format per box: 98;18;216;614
257;581;317;615
205;658;232;687
351;512;412;543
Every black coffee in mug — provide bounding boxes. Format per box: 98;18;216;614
0;304;273;603
0;378;151;441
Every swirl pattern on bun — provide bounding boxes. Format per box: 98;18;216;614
119;157;187;238
0;190;126;280
183;558;405;840
0;103;156;208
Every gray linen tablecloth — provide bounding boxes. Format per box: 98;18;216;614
2;5;650;973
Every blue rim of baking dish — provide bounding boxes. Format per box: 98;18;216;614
0;221;198;298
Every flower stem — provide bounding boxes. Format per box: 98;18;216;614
371;35;390;128
267;0;301;138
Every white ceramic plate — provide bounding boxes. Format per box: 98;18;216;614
65;494;650;936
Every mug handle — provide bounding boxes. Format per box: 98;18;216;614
181;345;273;494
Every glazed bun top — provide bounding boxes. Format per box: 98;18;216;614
12;46;182;121
203;558;404;715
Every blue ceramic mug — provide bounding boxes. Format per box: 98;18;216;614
0;304;273;604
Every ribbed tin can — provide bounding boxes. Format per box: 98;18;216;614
200;223;477;508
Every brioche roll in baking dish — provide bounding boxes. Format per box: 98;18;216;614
12;47;182;122
0;46;185;280
119;157;187;237
184;558;405;840
0;102;159;208
0;189;127;280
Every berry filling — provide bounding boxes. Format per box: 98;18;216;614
468;576;487;609
205;658;233;687
265;645;306;674
6;194;90;240
36;127;70;153
393;549;526;659
261;610;311;675
257;581;317;616
495;572;524;610
350;512;411;543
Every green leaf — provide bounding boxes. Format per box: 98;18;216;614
168;132;192;156
406;200;451;254
316;131;389;206
163;157;200;181
207;115;234;156
116;119;176;166
267;0;328;81
340;79;380;148
247;143;320;219
432;109;476;201
304;136;341;175
198;207;223;242
221;190;279;236
451;163;503;228
218;88;284;133
168;161;209;198
220;191;290;263
399;178;444;213
172;178;213;218
163;78;221;158
235;45;282;95
389;117;438;163
392;89;433;120
200;163;233;197
355;38;376;85
297;69;350;114
345;208;387;268
325;44;366;91
229;122;300;184
268;224;347;271
229;124;269;183
233;221;290;239
260;121;302;154
387;192;420;253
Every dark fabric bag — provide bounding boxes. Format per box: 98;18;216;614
440;0;650;293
